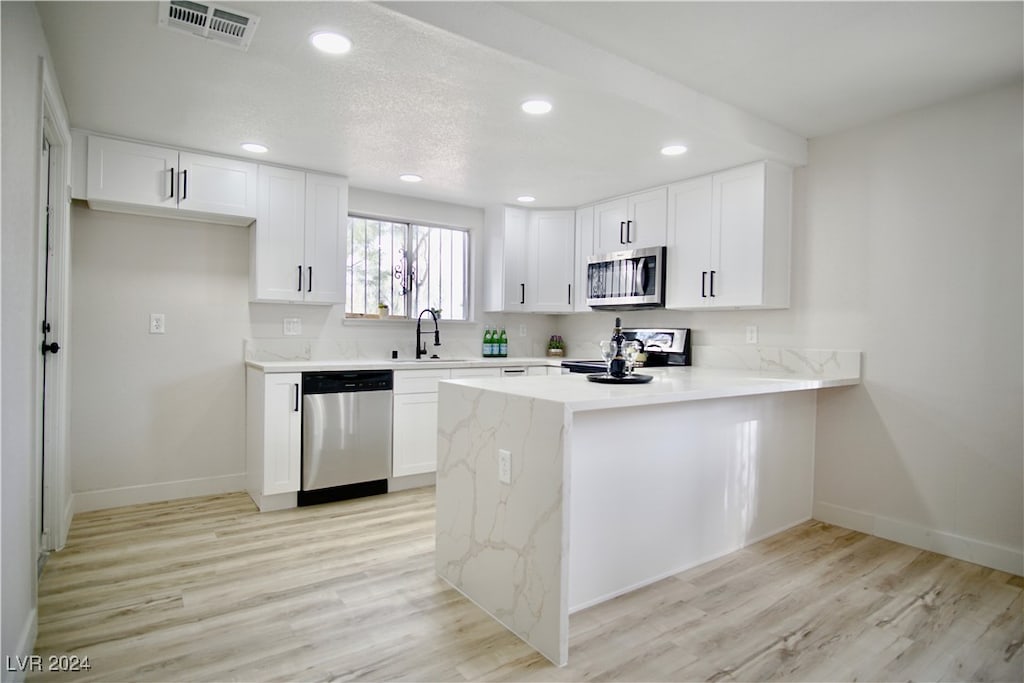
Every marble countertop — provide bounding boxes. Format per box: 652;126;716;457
246;356;562;373
443;365;860;412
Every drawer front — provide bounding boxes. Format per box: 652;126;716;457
394;368;451;394
451;367;502;379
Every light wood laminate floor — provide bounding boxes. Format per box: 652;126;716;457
34;489;1022;682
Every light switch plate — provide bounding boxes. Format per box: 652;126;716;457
149;313;165;334
518;324;527;337
283;318;302;336
746;325;758;344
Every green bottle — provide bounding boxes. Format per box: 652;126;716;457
482;327;492;357
498;328;508;357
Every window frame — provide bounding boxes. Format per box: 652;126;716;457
345;213;471;322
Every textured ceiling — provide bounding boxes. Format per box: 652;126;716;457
36;1;1023;209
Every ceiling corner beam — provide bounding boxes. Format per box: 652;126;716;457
380;1;808;166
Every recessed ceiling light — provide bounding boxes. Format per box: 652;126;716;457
399;174;422;183
521;100;552;115
517;195;536;203
310;31;352;55
660;144;688;156
241;142;268;154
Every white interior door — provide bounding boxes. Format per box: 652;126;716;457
37;65;72;554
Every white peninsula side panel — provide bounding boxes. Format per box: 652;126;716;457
567;391;816;611
435;383;570;666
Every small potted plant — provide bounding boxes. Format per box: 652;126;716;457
377;302;389;317
546;334;566;357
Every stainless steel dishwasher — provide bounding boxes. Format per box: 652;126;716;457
298;370;392;506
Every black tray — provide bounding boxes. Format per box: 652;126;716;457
586;373;653;384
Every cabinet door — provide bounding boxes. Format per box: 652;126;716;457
392;393;440;476
528;210;575;312
178;152;258;220
594;198;628;252
574;205;594;312
666;176;713;309
264;374;301;495
626;187;668;249
502;207;529;310
86;136;177;209
252;166;306;302
303;173;348;305
712;164;766;307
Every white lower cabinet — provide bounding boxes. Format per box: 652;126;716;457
392;365;554;477
392;368;450;477
246;369;301;510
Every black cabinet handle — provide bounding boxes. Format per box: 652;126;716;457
709;270;716;297
169;168;175;199
294;384;299;412
307;266;312;292
520;283;525;305
567;283;571;305
181;170;188;200
626;220;633;243
701;271;707;298
619;221;625;244
41;341;60;356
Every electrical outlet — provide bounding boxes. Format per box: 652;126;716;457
518;324;527;337
283;318;302;336
149;313;165;335
498;449;511;484
746;325;758;344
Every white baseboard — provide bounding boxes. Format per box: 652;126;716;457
72;473;246;514
813;501;1023;575
2;607;38;683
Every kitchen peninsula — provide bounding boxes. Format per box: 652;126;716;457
434;352;860;666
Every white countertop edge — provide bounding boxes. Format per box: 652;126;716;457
439;367;860;412
245;356;562;372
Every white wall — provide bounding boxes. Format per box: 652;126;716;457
558;83;1023;572
1;2;57;675
69;207;251;509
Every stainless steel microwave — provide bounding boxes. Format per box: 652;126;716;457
586;246;666;309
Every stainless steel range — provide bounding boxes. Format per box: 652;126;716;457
561;328;691;374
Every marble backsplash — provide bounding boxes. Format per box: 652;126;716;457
692;345;861;379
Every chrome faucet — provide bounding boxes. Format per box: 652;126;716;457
415;309;441;359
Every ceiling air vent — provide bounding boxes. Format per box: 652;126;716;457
158;0;260;51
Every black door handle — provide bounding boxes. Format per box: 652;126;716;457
41;341;60;355
567;284;571;305
169;167;175;199
297;265;303;292
520;283;525;305
308;266;312;293
294;384;300;412
709;270;716;297
701;271;707;298
626;220;633;243
619;221;625;244
181;169;188;200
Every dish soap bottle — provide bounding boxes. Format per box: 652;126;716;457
608;317;627;378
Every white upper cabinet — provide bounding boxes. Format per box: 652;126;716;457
251;166;347;304
666;161;792;309
527;210;575;312
85;135;257;225
484;207;575;313
594;187;668;252
573;205;595;312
